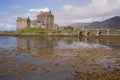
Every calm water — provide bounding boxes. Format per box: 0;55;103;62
0;36;120;80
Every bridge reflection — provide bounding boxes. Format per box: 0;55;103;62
79;37;120;49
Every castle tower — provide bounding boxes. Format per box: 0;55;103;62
37;10;54;30
17;17;30;31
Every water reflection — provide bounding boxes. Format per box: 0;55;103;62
0;36;120;80
0;37;17;50
17;37;55;54
81;38;120;49
16;37;120;51
0;36;119;51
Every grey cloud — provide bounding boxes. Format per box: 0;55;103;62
54;0;120;25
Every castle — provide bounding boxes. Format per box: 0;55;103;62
17;10;58;31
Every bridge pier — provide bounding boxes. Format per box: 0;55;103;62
96;29;99;36
107;29;110;36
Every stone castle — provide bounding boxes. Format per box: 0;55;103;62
17;10;58;31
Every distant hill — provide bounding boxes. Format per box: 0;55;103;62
70;16;120;29
70;23;90;28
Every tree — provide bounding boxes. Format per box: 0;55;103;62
64;26;74;30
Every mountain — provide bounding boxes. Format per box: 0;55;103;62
69;23;90;28
70;16;120;29
85;16;120;29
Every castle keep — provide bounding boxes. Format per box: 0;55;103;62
17;10;57;31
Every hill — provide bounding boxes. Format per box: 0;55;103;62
70;23;90;28
70;16;120;29
85;16;120;29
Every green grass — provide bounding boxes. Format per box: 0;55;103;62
18;28;68;35
19;28;45;34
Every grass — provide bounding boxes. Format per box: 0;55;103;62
18;28;68;35
19;28;48;34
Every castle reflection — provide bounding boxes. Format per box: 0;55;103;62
17;37;55;54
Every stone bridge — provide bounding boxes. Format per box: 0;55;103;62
78;29;120;36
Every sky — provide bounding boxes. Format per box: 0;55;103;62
0;0;120;31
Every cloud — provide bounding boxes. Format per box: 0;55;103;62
0;16;16;28
0;16;16;31
0;22;16;31
24;8;50;20
10;5;21;10
29;8;50;13
54;0;120;25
